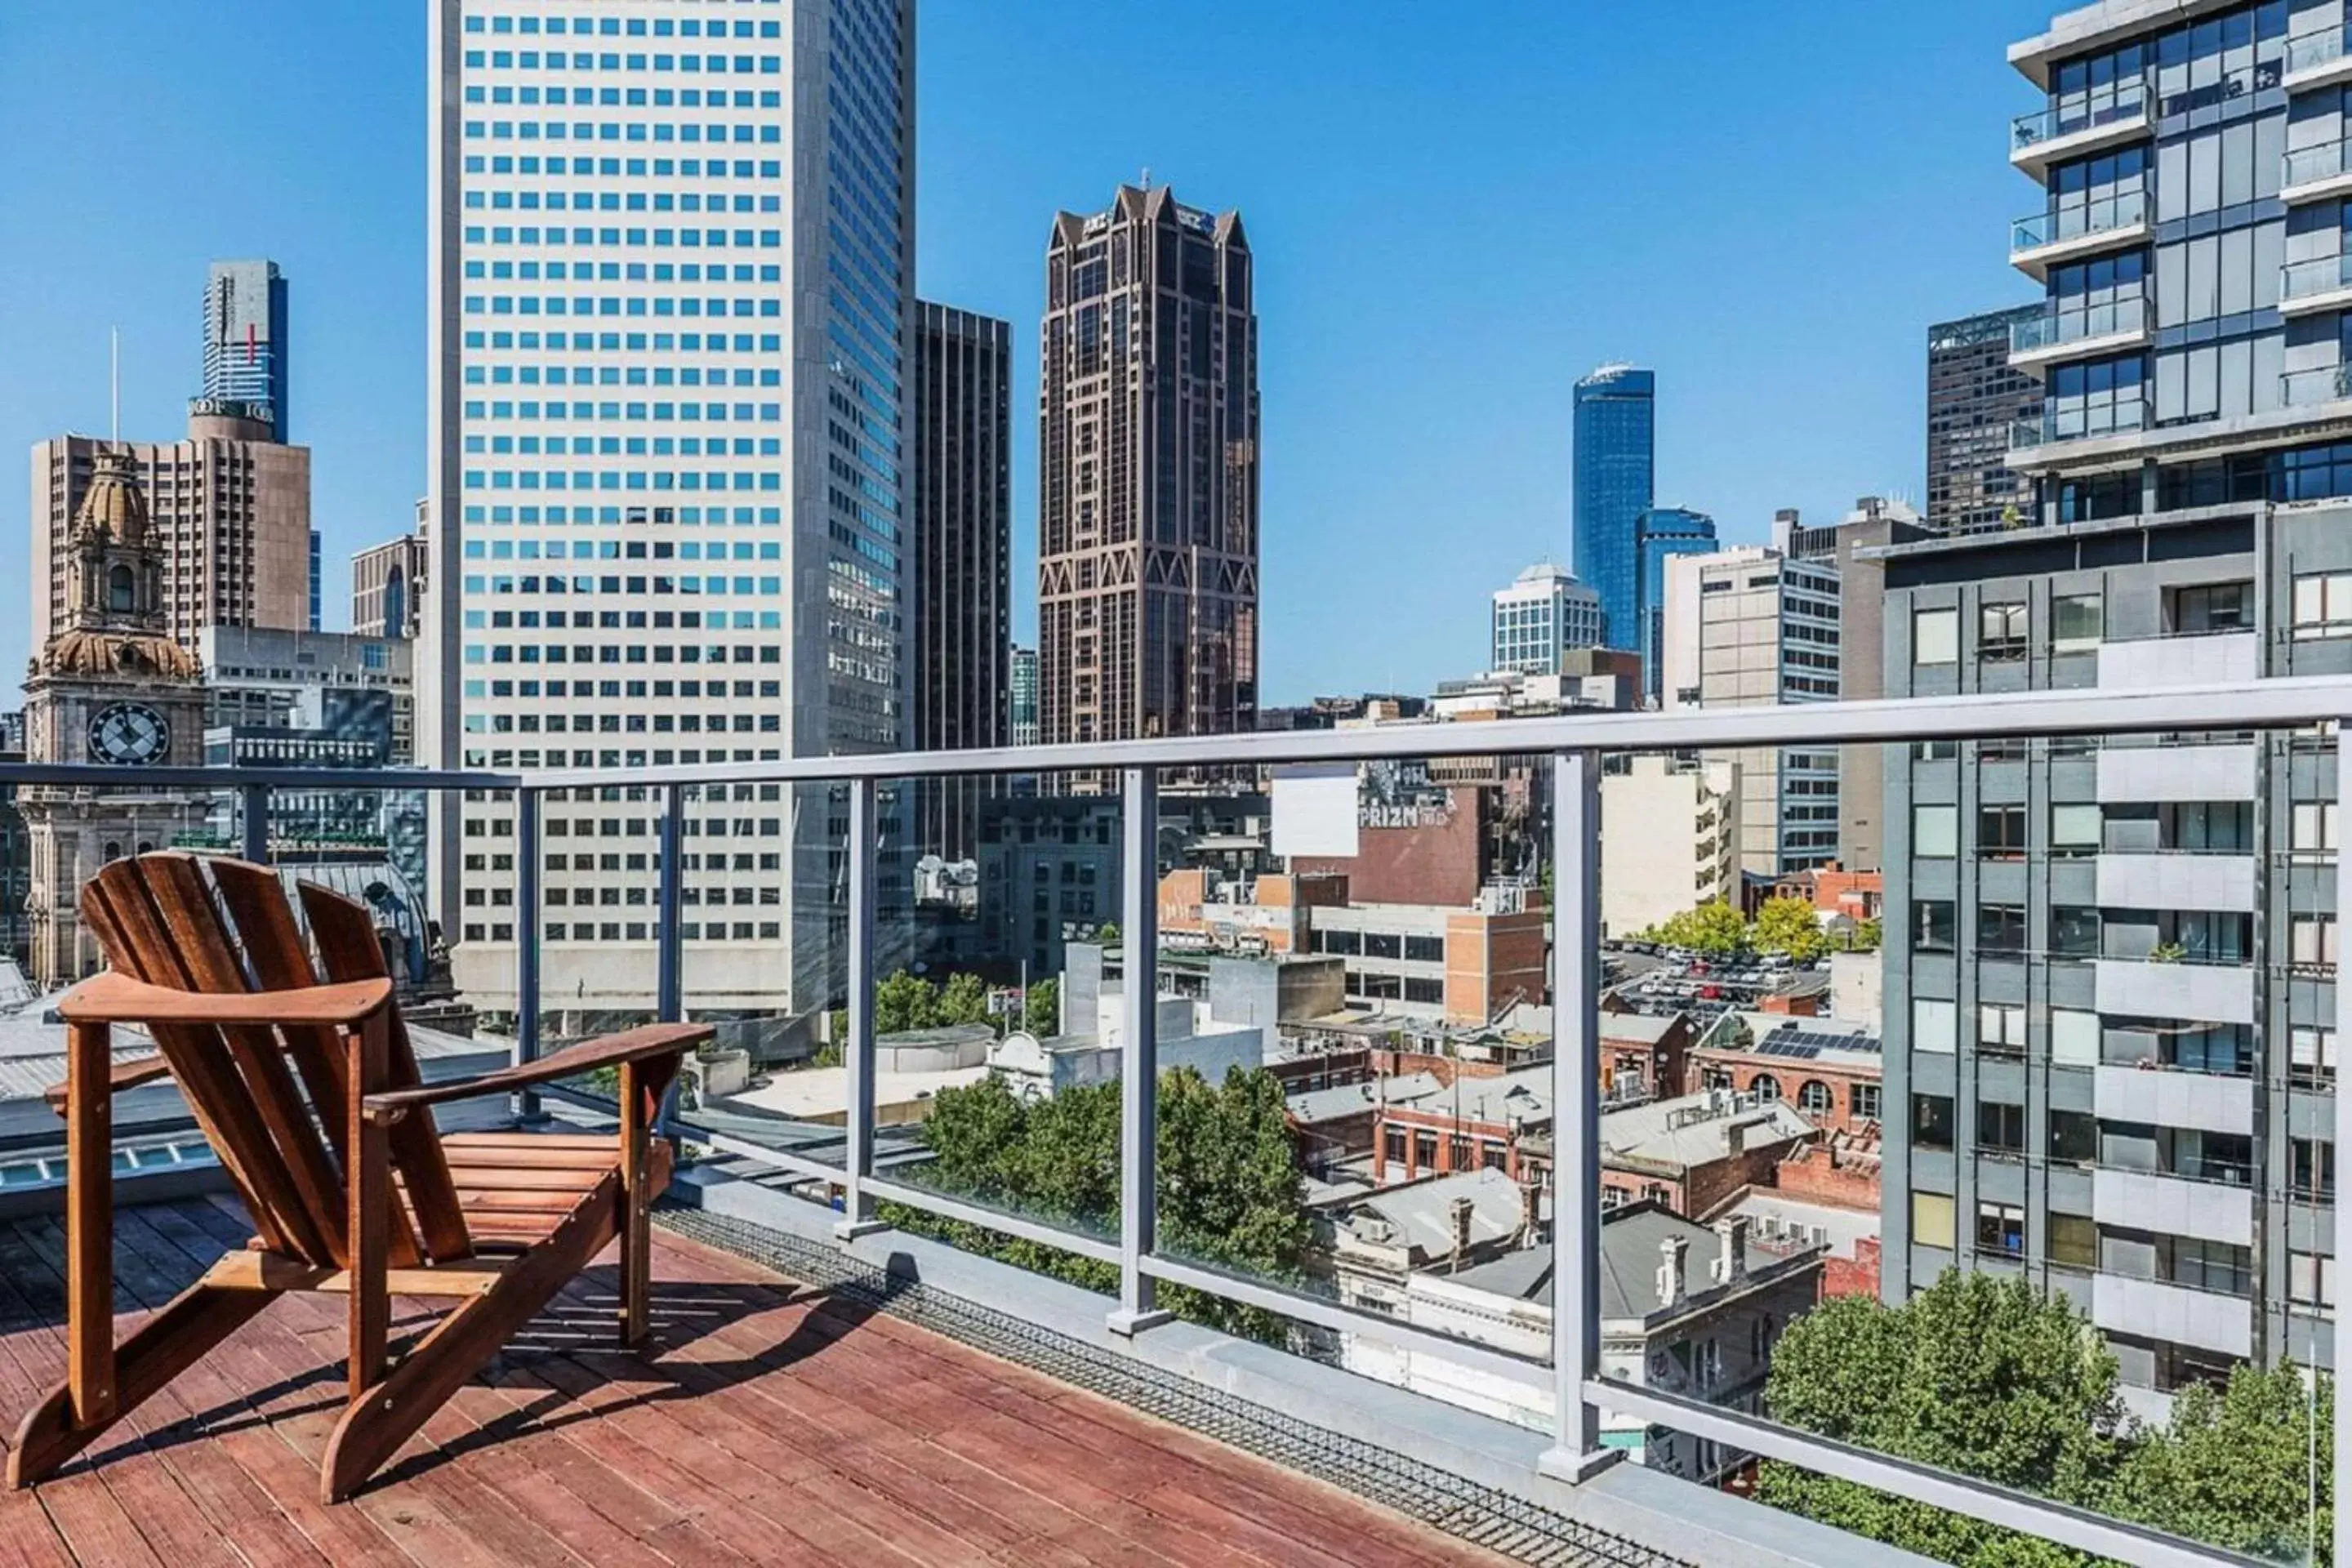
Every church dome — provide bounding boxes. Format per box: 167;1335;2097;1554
72;450;150;550
34;630;198;681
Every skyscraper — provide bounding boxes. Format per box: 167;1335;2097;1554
1925;306;2042;534
352;508;429;640
1875;0;2347;1415
1633;506;1717;706
1009;646;1040;747
1039;185;1258;747
200;260;290;443
913;301;1013;858
1570;363;1655;656
424;0;916;1019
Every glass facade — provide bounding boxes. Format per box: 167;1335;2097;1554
1633;506;1717;705
1570;364;1655;658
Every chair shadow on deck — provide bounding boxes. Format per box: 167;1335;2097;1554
24;1244;911;1499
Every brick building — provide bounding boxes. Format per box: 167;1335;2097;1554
1684;1018;1882;1137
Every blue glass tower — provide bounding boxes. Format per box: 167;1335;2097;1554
1570;365;1655;657
1635;507;1717;706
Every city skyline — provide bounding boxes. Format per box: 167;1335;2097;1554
0;1;2064;711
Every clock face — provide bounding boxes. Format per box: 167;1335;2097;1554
88;702;170;766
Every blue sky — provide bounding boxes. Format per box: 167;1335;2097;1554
0;0;2061;709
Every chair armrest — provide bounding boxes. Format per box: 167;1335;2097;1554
58;972;394;1027
361;1022;712;1125
42;1054;173;1116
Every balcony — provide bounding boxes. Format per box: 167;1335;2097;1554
2093;1062;2255;1135
0;1193;1546;1568
2007;296;2150;375
2283;362;2352;410
12;673;2352;1568
2094;630;2257;691
2091;1166;2255;1249
2011;191;2149;280
2009;408;2149;461
2010;85;2152;180
2091;956;2256;1026
2287;25;2352;92
2096;741;2257;803
2091;1273;2254;1359
2283;140;2352;205
2278;255;2352;318
2093;851;2256;912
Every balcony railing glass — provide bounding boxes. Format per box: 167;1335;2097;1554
2283;361;2352;408
2011;82;2149;151
2284;139;2352;190
2009;296;2149;356
8;688;2352;1568
2280;252;2352;303
2288;24;2351;78
2012;189;2149;254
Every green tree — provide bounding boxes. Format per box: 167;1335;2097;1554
2116;1361;2331;1565
938;971;994;1029
884;1064;1308;1343
1852;915;1883;951
1751;894;1829;963
1095;921;1122;947
1022;978;1060;1036
874;969;939;1035
1756;1272;2132;1566
1643;899;1749;956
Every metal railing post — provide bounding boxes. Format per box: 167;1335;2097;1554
513;787;545;1126
653;784;687;1140
2335;721;2351;1563
238;782;270;865
1110;765;1172;1337
835;777;884;1239
1540;749;1616;1483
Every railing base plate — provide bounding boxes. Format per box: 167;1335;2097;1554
1106;1307;1174;1339
1536;1445;1623;1486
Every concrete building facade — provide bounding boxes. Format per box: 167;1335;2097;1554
31;410;312;657
1038;185;1258;748
425;0;918;1022
1599;755;1741;938
1662;546;1842;876
1489;563;1603;676
351;509;428;640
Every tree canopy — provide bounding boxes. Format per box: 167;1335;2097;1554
1757;1269;2332;1566
1636;899;1749;955
1022;977;1060;1036
884;1064;1310;1342
1749;894;1830;962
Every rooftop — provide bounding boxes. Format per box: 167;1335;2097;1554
1329;1166;1538;1257
1600;1091;1815;1172
1285;1071;1446;1127
0;1193;1516;1568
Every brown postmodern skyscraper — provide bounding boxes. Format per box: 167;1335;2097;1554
1040;184;1258;748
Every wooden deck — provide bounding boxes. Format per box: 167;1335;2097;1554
0;1196;1504;1566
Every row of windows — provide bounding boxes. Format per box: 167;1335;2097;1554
461;507;782;534
467;88;777;109
465;122;782;147
465;51;780;73
463;160;777;188
466;289;782;314
469;261;776;284
461;330;781;356
461;748;782;772
466;469;782;492
465;638;782;662
467;545;782;573
466;16;779;38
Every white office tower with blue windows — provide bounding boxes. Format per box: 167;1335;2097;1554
423;0;915;1025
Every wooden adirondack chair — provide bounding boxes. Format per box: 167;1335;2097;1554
3;852;710;1503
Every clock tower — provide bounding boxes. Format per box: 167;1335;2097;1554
20;449;210;987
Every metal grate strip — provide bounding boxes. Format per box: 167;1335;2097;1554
658;1205;1695;1568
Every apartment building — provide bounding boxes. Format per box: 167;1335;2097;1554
352;509;428;639
1489;563;1604;675
1865;0;2352;1419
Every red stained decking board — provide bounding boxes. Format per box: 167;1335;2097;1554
0;1197;1504;1567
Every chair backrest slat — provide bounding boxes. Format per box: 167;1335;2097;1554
210;862;429;1269
296;883;473;1263
78;862;325;1261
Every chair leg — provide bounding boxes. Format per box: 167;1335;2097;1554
320;1174;619;1504
617;1065;654;1348
7;1284;272;1490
